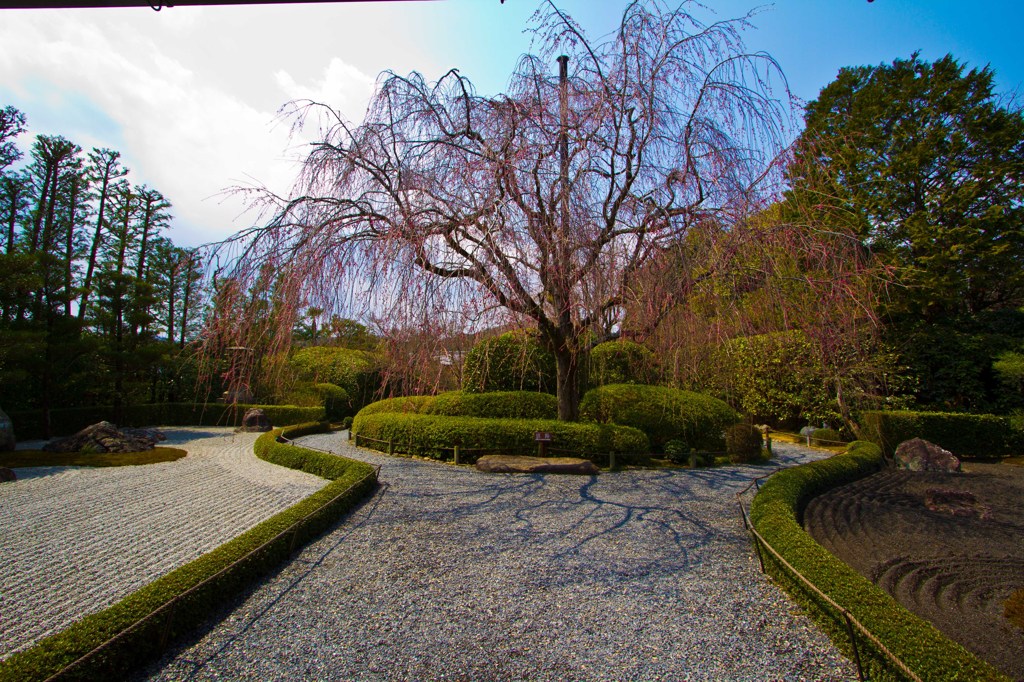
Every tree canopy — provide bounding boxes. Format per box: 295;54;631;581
224;0;798;420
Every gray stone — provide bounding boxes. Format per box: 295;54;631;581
237;408;272;433
0;467;16;483
42;421;161;454
894;438;961;473
475;455;599;475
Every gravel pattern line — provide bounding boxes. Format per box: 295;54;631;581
0;427;328;659
138;437;857;681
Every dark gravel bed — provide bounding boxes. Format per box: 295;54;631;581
137;438;856;681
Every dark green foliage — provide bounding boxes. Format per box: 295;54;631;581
288;345;380;412
339;416;354;430
749;441;1007;681
352;412;648;463
588;340;658;387
0;447;186;468
425;391;558;420
0;423;377;682
663;439;690;463
858;410;1024;458
810;428;841;447
1007;589;1024;631
10;403;325;440
725;423;764;463
461;330;555;394
579;383;738;451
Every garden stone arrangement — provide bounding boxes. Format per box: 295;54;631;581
137;436;857;681
0;427;327;660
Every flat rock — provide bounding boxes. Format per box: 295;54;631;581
475;455;599;475
0;467;16;483
894;437;961;473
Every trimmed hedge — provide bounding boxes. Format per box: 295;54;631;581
462;330;556;394
352;412;649;463
589;340;658;387
859;410;1024;458
0;423;376;682
749;441;1007;681
424;391;558;420
579;384;739;451
10;403;326;440
354;395;436;418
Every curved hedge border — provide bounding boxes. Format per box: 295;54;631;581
0;423;376;682
10;403;326;440
748;441;1007;681
352;412;648;463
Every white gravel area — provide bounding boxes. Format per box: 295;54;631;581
139;437;857;681
0;427;328;660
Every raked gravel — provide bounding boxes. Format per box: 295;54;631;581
138;436;857;682
0;427;327;660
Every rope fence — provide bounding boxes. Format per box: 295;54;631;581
735;475;922;682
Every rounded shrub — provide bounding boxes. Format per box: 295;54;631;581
589;340;658;387
355;395;436;418
425;391;558;420
462;330;556;394
812;428;841;446
726;423;764;463
579;384;739;451
289;346;381;411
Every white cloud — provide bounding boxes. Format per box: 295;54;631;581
0;10;375;247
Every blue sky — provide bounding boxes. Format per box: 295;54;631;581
1;0;1021;247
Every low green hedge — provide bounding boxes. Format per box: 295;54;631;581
10;403;326;440
749;441;1007;681
352;412;649;463
858;410;1024;458
0;423;376;682
353;395;436;418
579;384;738;451
424;391;558;420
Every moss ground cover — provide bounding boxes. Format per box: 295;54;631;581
0;447;187;469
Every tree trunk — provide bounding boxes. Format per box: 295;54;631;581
554;346;581;422
63;175;82;317
79;176;110;321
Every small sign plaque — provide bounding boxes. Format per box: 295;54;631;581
534;431;554;442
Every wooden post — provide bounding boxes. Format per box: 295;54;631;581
454;445;460;465
609;451;615;470
388;439;394;456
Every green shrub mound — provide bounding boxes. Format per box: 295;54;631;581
810;427;841;446
589;340;658;387
10;403;326;440
354;395;436;418
424;391;558;420
859;410;1024;458
462;330;556;393
749;441;1007;681
288;345;380;412
725;423;764;463
352;412;648;463
0;423;376;682
579;384;738;451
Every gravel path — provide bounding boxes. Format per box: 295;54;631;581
139;437;857;681
0;427;328;659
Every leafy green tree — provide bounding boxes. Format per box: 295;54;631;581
462;330;556;394
788;54;1024;410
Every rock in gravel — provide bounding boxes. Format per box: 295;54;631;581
237;408;272;433
475;454;599;475
0;406;15;452
894;438;961;473
0;466;16;482
42;421;162;454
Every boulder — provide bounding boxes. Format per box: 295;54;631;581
42;421;163;454
894;438;961;473
475;455;599;475
0;467;16;483
237;408;272;433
